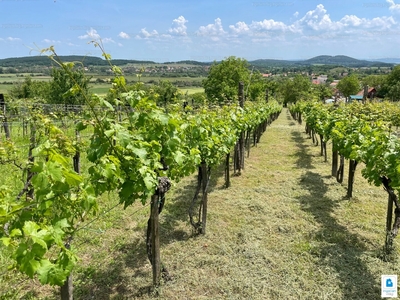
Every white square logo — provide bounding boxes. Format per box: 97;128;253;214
382;275;397;298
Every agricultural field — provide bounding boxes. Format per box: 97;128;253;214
0;72;204;97
0;73;52;95
1;108;399;299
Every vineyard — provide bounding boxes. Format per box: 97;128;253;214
1;50;400;299
289;100;400;257
0;51;284;299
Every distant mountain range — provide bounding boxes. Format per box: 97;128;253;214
0;54;397;68
249;55;396;68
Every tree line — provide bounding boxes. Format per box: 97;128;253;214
4;56;400;108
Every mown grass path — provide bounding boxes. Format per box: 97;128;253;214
151;107;399;300
11;108;400;299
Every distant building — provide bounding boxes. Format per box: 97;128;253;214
349;95;363;102
311;74;328;85
330;80;339;88
356;87;377;99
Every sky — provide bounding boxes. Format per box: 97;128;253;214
1;0;400;62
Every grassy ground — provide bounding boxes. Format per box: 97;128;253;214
2;108;400;299
181;87;204;95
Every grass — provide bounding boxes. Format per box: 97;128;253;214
1;108;400;299
181;87;204;95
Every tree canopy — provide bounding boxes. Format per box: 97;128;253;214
336;74;360;98
48;64;91;105
202;56;250;104
279;75;312;105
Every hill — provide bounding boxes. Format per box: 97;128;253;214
301;55;391;67
0;55;156;68
0;55;394;69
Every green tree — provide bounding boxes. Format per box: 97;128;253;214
362;74;387;89
9;75;50;100
388;82;400;101
279;75;312;105
381;65;400;100
48;64;91;105
153;80;181;106
314;84;333;101
202;56;250;104
386;65;400;87
362;74;387;98
190;91;207;106
247;71;268;101
337;74;360;99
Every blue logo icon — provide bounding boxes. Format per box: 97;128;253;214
382;275;397;298
386;279;393;287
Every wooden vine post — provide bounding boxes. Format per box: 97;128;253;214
347;159;357;198
147;176;171;287
150;193;161;286
60;130;81;300
331;145;338;177
60;239;73;300
225;153;230;188
200;162;208;234
0;94;10;139
336;155;345;183
26;122;36;200
238;81;245;171
319;134;327;162
381;177;400;256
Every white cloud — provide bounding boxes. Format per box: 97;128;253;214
102;37;115;44
78;28;101;40
197;18;226;39
250;19;290;31
118;32;130;39
169;16;188;36
136;28;159;39
295;4;340;31
131;4;399;52
229;21;250;35
43;39;61;44
387;0;400;12
7;37;21;41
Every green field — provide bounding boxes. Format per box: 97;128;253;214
0;73;204;97
0;73;52;95
181;87;204;94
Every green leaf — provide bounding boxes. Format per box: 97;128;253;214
1;237;11;246
174;151;186;165
101;99;115;111
37;259;53;284
116;130;131;147
143;173;155;191
76;121;87;131
130;147;147;160
21;258;40;278
10;229;22;237
23;221;40;236
32;173;49;191
63;170;82;187
47;161;63;182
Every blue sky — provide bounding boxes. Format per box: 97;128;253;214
1;0;400;62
